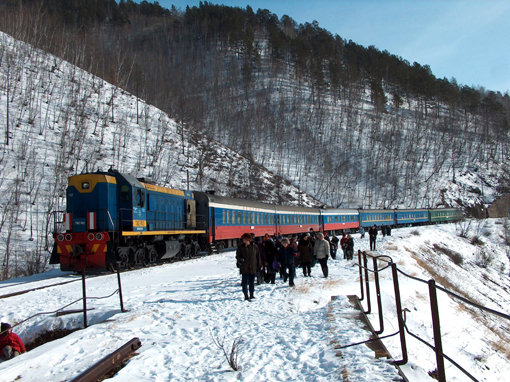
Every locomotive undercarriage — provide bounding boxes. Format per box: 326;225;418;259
108;234;204;270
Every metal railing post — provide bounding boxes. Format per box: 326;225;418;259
117;262;127;312
372;256;384;334
363;252;371;314
391;263;408;365
358;250;364;301
81;269;88;328
429;279;446;382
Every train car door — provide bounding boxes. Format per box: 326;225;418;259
186;200;196;229
210;207;216;242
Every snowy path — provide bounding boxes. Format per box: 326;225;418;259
3;222;509;381
0;249;400;381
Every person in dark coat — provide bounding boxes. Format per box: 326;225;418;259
369;225;378;251
290;235;299;266
275;234;284;278
298;233;314;276
340;233;348;259
256;237;266;285
236;233;262;301
0;323;25;360
308;228;317;247
263;234;277;284
330;235;339;259
345;234;354;260
278;237;296;287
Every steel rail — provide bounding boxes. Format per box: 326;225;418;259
0;278;81;300
71;337;142;382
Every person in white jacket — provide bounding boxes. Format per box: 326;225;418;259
314;232;330;277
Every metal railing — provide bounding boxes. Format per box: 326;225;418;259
341;250;510;382
1;264;127;339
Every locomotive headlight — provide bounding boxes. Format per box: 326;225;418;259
81;182;90;190
65;234;72;241
88;233;95;241
57;234;65;242
95;233;103;241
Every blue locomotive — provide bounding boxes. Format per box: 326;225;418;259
51;170;463;271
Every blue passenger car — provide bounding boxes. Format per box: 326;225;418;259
359;209;396;228
395;209;429;225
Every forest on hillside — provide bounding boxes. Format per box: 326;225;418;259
1;0;509;210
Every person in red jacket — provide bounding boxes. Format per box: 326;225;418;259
1;322;26;360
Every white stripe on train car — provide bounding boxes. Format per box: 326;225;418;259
64;213;72;231
87;212;96;230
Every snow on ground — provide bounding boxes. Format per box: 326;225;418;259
1;221;509;381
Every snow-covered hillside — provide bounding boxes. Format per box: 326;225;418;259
0;220;508;381
0;31;320;279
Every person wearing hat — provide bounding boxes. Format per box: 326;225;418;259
298;234;313;277
314;232;330;277
0;323;26;360
346;234;354;260
278;237;296;287
369;225;378;251
236;233;262;301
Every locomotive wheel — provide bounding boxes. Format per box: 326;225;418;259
117;249;131;270
185;244;192;259
134;247;146;266
144;247;158;266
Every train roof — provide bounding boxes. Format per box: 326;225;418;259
197;193;319;214
201;193;277;213
359;209;396;213
394;208;429;212
321;208;359;215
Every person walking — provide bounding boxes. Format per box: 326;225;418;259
359;226;365;239
314;232;330;278
298;233;313;277
236;233;262;301
0;323;26;360
278;237;297;287
256;237;265;285
369;225;378;251
330;235;339;259
263;234;277;284
346;234;354;260
340;233;348;259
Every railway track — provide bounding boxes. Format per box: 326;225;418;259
0;251;213;301
71;337;142;382
0;278;82;300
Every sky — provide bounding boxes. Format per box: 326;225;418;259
153;0;510;94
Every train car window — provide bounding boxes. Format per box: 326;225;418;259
135;188;145;207
222;210;226;224
120;185;130;201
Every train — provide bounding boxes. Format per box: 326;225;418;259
50;170;463;271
